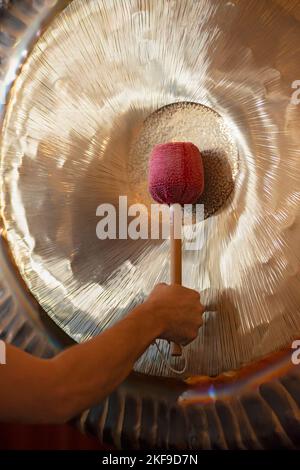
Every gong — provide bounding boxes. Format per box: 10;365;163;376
1;0;300;449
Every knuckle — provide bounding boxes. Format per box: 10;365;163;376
194;290;201;299
198;305;205;315
192;331;198;341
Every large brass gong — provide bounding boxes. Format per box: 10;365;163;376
1;0;300;449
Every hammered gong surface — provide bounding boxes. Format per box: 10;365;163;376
1;0;300;377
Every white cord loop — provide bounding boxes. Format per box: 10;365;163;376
154;340;187;375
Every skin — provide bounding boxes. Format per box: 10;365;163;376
0;283;204;424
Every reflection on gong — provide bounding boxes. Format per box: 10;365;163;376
1;0;300;382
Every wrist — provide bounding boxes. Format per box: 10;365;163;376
130;300;166;340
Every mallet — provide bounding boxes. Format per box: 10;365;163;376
148;142;204;356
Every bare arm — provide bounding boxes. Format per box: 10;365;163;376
0;284;204;424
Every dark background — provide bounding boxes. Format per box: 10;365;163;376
0;423;105;450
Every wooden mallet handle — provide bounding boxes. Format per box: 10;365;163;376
170;205;183;357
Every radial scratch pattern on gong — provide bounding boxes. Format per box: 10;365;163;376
1;0;300;377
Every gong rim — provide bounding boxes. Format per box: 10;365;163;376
2;0;300;378
1;0;300;450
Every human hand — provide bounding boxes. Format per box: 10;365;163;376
145;283;205;345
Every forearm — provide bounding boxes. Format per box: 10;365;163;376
51;302;163;421
0;302;163;424
0;283;202;424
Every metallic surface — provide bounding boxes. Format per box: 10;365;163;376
1;0;300;451
1;0;300;378
129;102;238;220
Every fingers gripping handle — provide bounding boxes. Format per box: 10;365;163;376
170;205;183;357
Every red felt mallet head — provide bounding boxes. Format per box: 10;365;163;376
148;142;204;205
